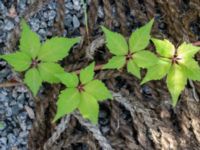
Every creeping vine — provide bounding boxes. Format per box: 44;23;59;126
0;19;200;124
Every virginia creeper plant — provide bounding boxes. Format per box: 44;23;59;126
141;39;200;106
0;18;200;124
53;62;112;124
0;20;80;96
102;19;158;79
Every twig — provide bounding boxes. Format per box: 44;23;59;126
189;80;199;102
193;41;200;46
43;115;71;150
73;112;113;150
0;82;23;88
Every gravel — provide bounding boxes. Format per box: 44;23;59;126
0;0;85;149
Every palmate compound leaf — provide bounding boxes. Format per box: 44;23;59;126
151;38;175;58
80;62;95;84
141;58;171;84
53;62;113;124
38;62;65;83
24;68;42;96
178;42;200;59
0;52;31;71
38;37;80;62
84;80;113;101
166;64;187;106
53;88;80;122
78;92;99;124
103;56;126;69
129;19;154;52
20;19;41;59
102;26;128;55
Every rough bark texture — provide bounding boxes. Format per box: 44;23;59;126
6;0;200;149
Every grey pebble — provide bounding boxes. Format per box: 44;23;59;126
4;20;14;31
7;133;17;145
72;15;80;29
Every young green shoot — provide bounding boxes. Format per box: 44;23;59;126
53;62;112;124
141;38;200;106
102;19;158;79
0;19;80;96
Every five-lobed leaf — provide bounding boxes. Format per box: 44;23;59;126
129;19;154;52
24;68;42;96
38;37;80;62
103;56;126;69
166;64;187;106
102;26;128;55
0;52;31;71
53;88;80;122
53;62;113;124
20;19;41;59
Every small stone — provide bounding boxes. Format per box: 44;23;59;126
141;85;152;96
65;2;73;10
7;133;16;145
0;137;7;147
30;19;40;31
6;108;12;117
25;106;35;119
11;105;21;114
48;10;56;20
100;126;110;135
72;15;80;29
0;93;7;102
4;20;14;31
98;7;104;18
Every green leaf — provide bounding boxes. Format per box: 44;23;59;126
24;68;42;96
80;62;95;84
103;56;126;69
133;50;158;68
129;19;154;52
178;42;200;59
56;72;79;87
127;60;141;79
102;26;128;55
181;59;200;81
78;92;99;124
38;62;64;83
38;37;80;62
20;19;41;59
141;59;171;84
166;64;187;106
151;38;175;58
0;52;31;71
85;80;112;101
53;88;80;122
